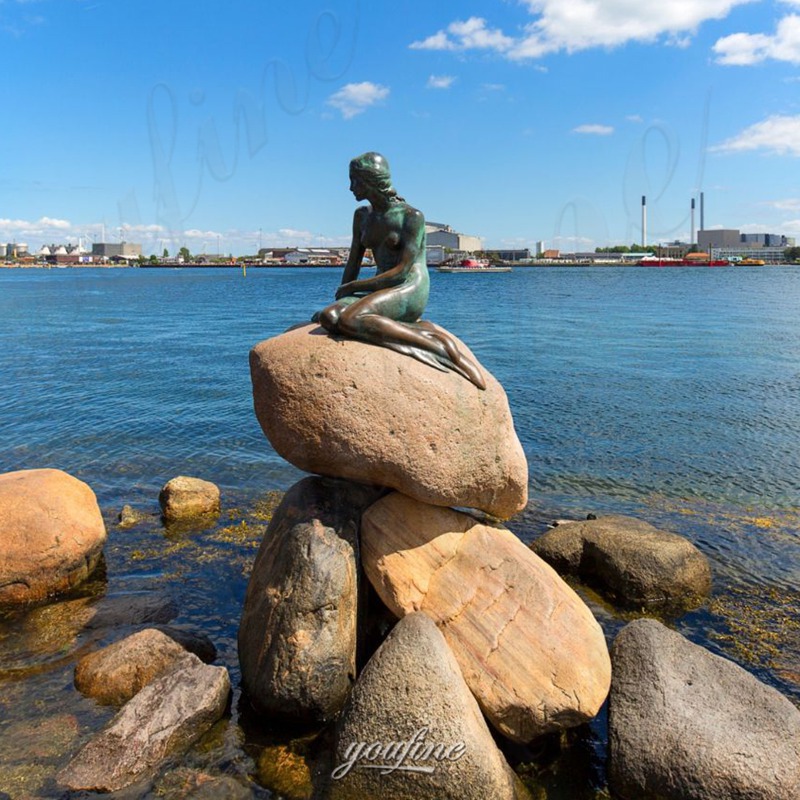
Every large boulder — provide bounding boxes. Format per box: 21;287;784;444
361;493;611;743
58;656;230;793
250;323;527;519
159;476;220;521
532;514;711;608
0;468;106;605
238;477;383;726
74;628;195;705
329;613;526;800
609;618;800;800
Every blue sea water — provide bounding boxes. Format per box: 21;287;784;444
0;265;798;796
2;266;797;574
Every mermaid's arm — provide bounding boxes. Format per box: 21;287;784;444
338;207;368;288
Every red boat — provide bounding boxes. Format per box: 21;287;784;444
638;256;683;267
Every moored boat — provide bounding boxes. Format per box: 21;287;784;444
436;258;512;273
638;256;683;267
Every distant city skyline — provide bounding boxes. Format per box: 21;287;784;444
2;0;800;255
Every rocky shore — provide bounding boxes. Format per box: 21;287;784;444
1;319;799;799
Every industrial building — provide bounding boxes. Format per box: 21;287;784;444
1;242;29;258
711;246;788;265
697;229;742;250
494;249;531;262
425;222;483;253
697;228;794;263
91;242;142;260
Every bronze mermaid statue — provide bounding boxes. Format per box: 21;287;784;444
313;152;485;390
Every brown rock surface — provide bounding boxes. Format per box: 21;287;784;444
250;323;527;519
532;515;712;608
609;619;800;800
58;656;230;793
361;492;611;743
74;628;194;705
329;613;526;800
159;476;220;521
0;468;106;605
238;477;383;726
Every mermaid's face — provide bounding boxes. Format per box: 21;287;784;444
350;171;367;201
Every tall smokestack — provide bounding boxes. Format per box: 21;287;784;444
700;192;705;231
642;195;647;248
691;198;696;245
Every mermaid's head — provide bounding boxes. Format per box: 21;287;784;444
349;152;400;201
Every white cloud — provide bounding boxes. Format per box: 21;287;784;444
183;228;222;239
0;216;72;235
278;228;313;239
714;14;800;64
573;123;614;135
410;17;514;53
121;223;166;234
626;114;644;123
410;2;755;60
712;115;800;156
327;82;389;119
766;197;800;211
426;74;455;89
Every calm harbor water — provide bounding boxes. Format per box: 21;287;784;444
0;266;798;797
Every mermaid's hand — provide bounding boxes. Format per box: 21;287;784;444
335;282;355;300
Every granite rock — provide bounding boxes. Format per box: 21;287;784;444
74;628;194;705
250;323;527;519
0;468;106;605
329;613;526;800
159;476;220;521
238;477;383;725
58;656;230;793
609;618;800;800
532;514;711;608
361;492;611;743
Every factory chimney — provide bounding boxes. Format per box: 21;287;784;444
691;198;696;245
641;195;647;248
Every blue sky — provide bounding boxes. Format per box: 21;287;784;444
1;0;799;254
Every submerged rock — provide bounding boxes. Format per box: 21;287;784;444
609;618;800;800
83;591;178;630
159;476;221;522
58;656;230;793
74;628;194;705
238;477;383;726
250;323;528;519
532;514;711;609
118;504;150;527
0;468;106;605
257;743;313;799
329;613;526;800
153;624;218;663
361;493;611;743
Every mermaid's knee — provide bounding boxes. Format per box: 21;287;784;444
317;306;341;332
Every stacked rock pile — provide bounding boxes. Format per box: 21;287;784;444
240;322;613;798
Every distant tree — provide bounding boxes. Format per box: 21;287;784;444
595;245;633;254
784;246;800;262
148;254;159;265
162;247;169;258
178;246;191;261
